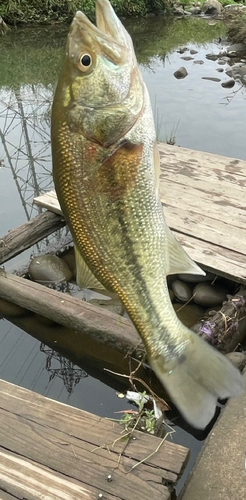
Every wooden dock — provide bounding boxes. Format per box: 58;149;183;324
0;144;245;499
0;144;245;388
33;144;246;285
0;379;189;500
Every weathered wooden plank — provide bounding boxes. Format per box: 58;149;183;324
0;269;140;356
33;145;246;284
158;143;246;179
0;449;107;500
164;203;246;256
0;380;189;499
0;491;18;500
0;210;66;265
161;181;246;241
0;379;187;480
173;230;246;284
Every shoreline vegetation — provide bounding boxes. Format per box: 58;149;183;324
0;0;244;24
0;0;169;25
0;1;245;46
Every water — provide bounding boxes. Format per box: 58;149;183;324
0;15;245;496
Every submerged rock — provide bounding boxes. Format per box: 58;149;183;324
177;47;188;54
202;77;221;82
193;60;204;65
29;254;73;285
172;279;193;303
61;249;76;277
181;56;194;61
221;79;235;88
173;67;188;79
173;303;205;328
229;64;246;84
225;352;246;371
206;53;219;61
193;283;228;306
190;49;198;55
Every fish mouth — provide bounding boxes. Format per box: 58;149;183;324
70;0;132;65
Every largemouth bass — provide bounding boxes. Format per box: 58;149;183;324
51;0;243;428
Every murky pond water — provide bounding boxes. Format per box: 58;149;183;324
0;15;245;495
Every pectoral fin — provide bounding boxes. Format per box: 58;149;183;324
74;243;105;289
165;225;205;276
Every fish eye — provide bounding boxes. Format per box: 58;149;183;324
77;53;92;72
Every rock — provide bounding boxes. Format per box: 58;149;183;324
225;69;233;77
181;56;194;61
218;56;230;62
227;51;239;58
193;283;228;307
224;3;246;9
189;6;201;14
217;60;227;65
202;0;223;15
230;64;246;84
216;68;224;72
173;6;185;15
225;351;246;371
169;288;175;302
173;303;205;328
29;254;73;285
221;79;235;88
171;279;193;303
193;60;204;65
177;47;188;54
190;49;198;55
61;249;76;277
206;53;218;61
227;43;246;55
202;77;221;82
178;272;215;283
173;67;188;79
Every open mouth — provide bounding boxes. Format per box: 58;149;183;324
70;0;131;65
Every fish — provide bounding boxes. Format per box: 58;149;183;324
51;0;243;429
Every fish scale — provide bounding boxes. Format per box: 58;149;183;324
52;0;243;429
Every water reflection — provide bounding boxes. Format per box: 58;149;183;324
41;343;88;395
0;85;53;220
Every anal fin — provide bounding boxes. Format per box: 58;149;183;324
165;224;205;276
74;243;105;290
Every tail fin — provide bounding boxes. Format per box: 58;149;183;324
150;330;243;429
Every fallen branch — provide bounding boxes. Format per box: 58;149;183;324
193;287;246;353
